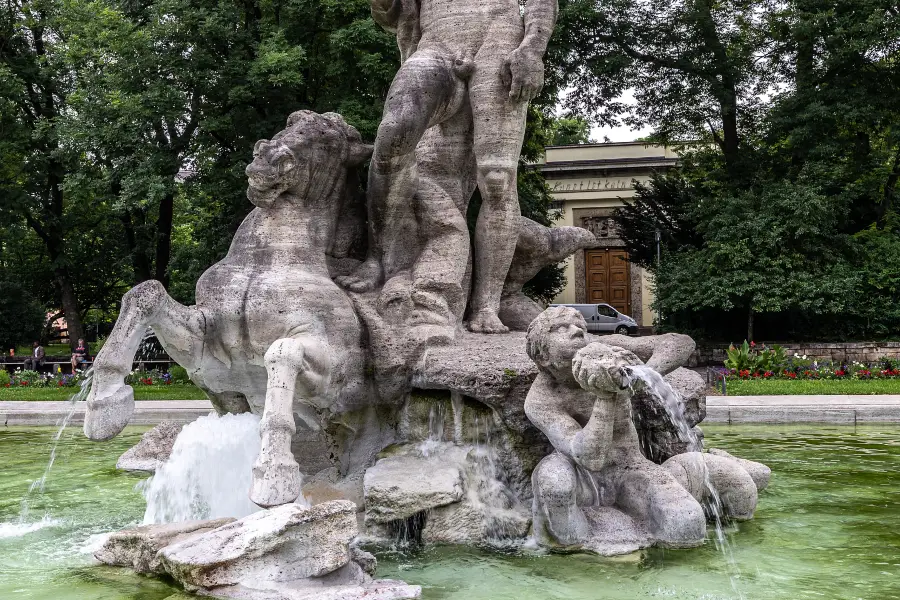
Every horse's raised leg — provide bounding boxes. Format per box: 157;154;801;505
250;336;331;508
84;280;204;441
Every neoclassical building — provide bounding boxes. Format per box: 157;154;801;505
535;142;678;329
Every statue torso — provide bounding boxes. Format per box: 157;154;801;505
417;0;523;50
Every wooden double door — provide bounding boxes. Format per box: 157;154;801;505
585;249;631;316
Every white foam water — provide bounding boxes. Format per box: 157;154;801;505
140;411;263;524
0;516;61;539
625;364;745;599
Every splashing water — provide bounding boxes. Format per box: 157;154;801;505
625;364;745;599
17;369;94;527
140;412;262;524
624;364;701;451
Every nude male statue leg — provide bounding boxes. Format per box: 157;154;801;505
337;49;468;293
410;109;477;324
466;3;556;333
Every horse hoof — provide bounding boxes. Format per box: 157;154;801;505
83;385;135;441
250;460;303;508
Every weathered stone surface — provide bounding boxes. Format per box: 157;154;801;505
581;506;652;556
350;547;378;576
94;518;235;574
363;454;464;523
707;448;772;491
423;497;530;545
200;561;420;600
603;333;696;376
663;452;759;520
116;421;183;473
158;500;357;590
205;571;421;600
499;221;597;332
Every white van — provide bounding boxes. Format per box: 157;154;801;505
550;303;638;335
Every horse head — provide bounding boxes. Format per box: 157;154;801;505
245;110;373;209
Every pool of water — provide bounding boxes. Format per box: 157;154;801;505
2;425;899;600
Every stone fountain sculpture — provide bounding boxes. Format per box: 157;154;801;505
86;0;771;596
524;307;767;553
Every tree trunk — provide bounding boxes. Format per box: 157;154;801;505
718;78;740;176
121;210;153;283
747;306;754;343
154;191;175;287
57;267;86;350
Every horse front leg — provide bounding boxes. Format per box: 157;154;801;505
84;281;204;441
250;336;331;508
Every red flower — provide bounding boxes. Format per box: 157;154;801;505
750;341;756;348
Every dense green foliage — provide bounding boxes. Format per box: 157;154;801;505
0;282;44;350
552;0;900;340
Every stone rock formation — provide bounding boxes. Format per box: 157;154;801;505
95;518;235;574
116;421;183;472
96;501;420;600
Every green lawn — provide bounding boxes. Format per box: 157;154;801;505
725;378;900;396
12;342;107;356
0;384;207;401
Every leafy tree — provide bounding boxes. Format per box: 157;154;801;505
551;0;775;179
0;0;89;347
547;116;593;146
0;281;45;351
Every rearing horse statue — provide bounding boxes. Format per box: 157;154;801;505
84;111;374;508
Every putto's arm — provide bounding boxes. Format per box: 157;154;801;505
370;0;403;32
524;379;615;470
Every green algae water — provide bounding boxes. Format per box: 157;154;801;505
2;425;900;599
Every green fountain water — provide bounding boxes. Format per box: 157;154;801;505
2;424;899;600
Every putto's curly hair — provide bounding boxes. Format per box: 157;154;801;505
525;306;586;367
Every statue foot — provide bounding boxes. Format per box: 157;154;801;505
250;457;303;508
466;309;509;334
83;384;135;441
409;288;451;326
335;257;383;293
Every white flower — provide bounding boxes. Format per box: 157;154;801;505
802;355;808;360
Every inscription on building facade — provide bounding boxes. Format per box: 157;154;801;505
550;178;634;192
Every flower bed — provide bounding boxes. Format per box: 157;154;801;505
0;366;193;389
0;366;205;400
717;341;900;382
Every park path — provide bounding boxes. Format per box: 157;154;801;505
0;400;213;426
3;397;900;426
705;395;900;424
